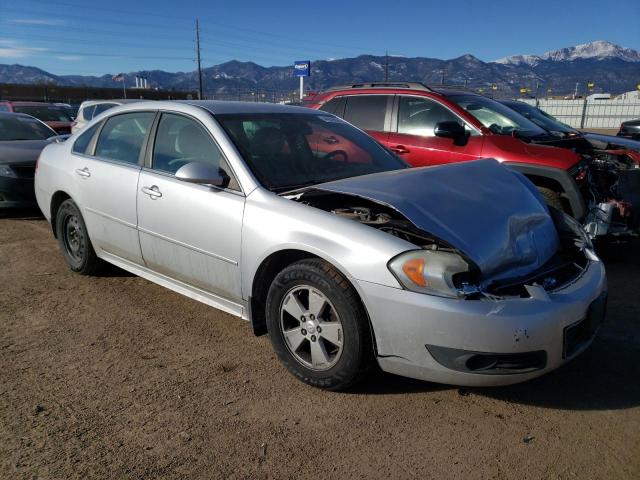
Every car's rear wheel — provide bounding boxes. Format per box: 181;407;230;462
55;199;102;275
266;258;373;390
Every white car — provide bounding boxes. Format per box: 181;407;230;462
35;100;607;390
72;99;141;133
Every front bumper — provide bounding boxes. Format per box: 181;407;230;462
0;176;36;208
359;259;607;387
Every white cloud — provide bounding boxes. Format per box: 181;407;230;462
0;39;48;58
56;55;83;61
10;18;66;26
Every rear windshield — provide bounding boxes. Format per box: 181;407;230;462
216;112;407;192
0;116;57;141
12;105;73;122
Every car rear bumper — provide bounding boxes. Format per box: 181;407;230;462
0;176;36;208
358;259;607;387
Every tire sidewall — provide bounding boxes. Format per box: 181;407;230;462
266;260;369;390
56;199;92;272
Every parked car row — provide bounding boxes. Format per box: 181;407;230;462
0;112;65;207
0;101;75;135
304;83;640;239
32;100;608;391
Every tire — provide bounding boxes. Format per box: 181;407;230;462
265;258;373;391
55;199;103;275
537;186;564;212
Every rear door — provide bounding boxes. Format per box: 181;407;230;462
70;111;155;264
322;95;392;147
387;95;484;166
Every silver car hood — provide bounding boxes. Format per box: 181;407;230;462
311;159;560;282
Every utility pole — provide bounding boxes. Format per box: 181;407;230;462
195;19;203;100
440;69;445;86
384;51;389;82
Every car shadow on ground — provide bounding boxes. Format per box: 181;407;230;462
0;206;44;220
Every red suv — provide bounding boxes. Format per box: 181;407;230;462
305;83;640;238
0;102;74;135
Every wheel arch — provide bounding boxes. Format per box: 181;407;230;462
506;162;587;220
50;190;73;238
248;248;377;357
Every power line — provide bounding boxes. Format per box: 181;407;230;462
17;0;372;52
195;19;203;100
5;5;371;56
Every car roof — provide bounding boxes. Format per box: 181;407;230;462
0;101;59;106
80;99;140;107
181;100;316;115
0;111;39;119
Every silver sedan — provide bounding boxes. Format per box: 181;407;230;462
34;101;607;390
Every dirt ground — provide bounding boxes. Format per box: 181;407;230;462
1;209;639;480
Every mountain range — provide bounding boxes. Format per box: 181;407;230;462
1;41;639;97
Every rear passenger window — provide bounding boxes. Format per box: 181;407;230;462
95;112;154;165
319;97;346;117
81;105;96;121
93;103;117;117
72;122;101;155
343;95;389;132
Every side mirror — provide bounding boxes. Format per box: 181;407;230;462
434;121;468;146
175;161;228;187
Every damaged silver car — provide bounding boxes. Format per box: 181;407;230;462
34;101;607;390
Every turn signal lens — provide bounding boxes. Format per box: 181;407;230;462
402;258;427;287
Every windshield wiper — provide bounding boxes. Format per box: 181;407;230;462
274;180;320;195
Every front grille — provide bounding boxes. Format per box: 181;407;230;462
12;164;36;179
487;254;588;298
563;292;607;359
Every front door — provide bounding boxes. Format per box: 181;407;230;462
136;112;245;303
387;95;484;167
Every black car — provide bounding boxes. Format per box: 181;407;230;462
499;99;640;153
618;119;640;140
0;112;60;208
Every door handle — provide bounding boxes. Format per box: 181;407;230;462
141;185;162;199
75;167;91;178
390;145;411;154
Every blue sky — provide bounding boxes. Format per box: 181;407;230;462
1;0;639;76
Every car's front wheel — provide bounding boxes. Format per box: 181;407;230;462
266;259;373;390
55;199;102;275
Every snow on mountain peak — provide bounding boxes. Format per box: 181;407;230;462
493;41;640;66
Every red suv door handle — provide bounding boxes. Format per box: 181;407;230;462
390;145;410;154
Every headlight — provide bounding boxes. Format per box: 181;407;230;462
388;250;470;298
0;165;17;178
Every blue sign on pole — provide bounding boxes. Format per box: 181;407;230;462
294;61;311;77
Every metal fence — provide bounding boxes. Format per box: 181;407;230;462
520;97;640;129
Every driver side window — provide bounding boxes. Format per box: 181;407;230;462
398;96;462;137
151;113;240;190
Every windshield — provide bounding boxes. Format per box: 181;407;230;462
216;112;407;192
504;101;577;136
13;105;73;122
0;115;57;141
449;95;547;137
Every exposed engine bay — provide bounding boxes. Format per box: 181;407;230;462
292;189;592;301
532;135;640;237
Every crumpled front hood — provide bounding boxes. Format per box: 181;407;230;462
312;159;560;282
